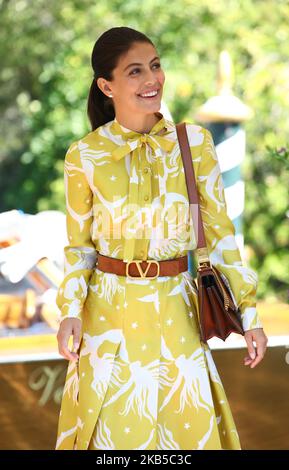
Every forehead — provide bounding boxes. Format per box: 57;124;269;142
118;42;158;66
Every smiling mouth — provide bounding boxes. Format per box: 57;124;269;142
137;89;161;99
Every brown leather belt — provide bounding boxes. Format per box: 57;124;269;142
96;252;188;279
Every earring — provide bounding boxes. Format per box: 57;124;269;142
108;94;113;98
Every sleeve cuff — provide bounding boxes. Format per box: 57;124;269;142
241;306;263;331
56;297;84;324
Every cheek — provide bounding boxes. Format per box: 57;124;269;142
127;81;140;94
158;70;165;86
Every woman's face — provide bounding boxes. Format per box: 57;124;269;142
99;41;165;118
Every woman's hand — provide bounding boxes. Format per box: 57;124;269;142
57;318;82;362
243;328;268;368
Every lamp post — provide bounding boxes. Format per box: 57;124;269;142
187;51;253;275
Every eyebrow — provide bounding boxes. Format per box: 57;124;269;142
123;56;160;72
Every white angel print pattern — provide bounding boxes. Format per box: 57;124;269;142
55;111;262;450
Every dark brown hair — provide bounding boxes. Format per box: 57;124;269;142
87;27;155;131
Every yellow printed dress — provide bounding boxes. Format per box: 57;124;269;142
55;111;263;450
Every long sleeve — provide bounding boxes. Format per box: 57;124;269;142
196;128;263;332
56;140;97;323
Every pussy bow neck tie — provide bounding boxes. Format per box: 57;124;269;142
110;118;175;263
111;132;175;161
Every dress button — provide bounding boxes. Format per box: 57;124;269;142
144;195;149;201
144;167;149;174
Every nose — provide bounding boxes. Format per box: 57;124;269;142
144;69;159;85
144;80;160;89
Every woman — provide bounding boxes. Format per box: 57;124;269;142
55;26;268;450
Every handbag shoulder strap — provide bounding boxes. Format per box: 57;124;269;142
175;122;210;265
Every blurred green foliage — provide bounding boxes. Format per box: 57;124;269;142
0;0;288;302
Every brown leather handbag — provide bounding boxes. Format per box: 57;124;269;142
176;122;245;343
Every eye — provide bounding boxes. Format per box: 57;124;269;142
130;68;140;75
129;63;161;75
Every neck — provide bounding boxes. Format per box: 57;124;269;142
114;111;161;134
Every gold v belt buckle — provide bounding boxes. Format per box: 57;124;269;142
126;260;160;279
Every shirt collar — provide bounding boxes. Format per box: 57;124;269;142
111;111;167;137
110;111;175;161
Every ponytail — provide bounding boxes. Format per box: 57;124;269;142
87;78;115;131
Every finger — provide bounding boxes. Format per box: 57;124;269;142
243;354;253;362
73;325;81;353
59;345;78;362
250;341;266;368
245;333;256;361
250;355;262;368
58;329;76;361
250;350;266;368
243;357;253;364
243;353;254;360
243;358;254;367
57;325;70;347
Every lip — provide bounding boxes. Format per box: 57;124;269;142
137;89;161;98
138;88;160;94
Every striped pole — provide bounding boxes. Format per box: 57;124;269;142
206;121;245;250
